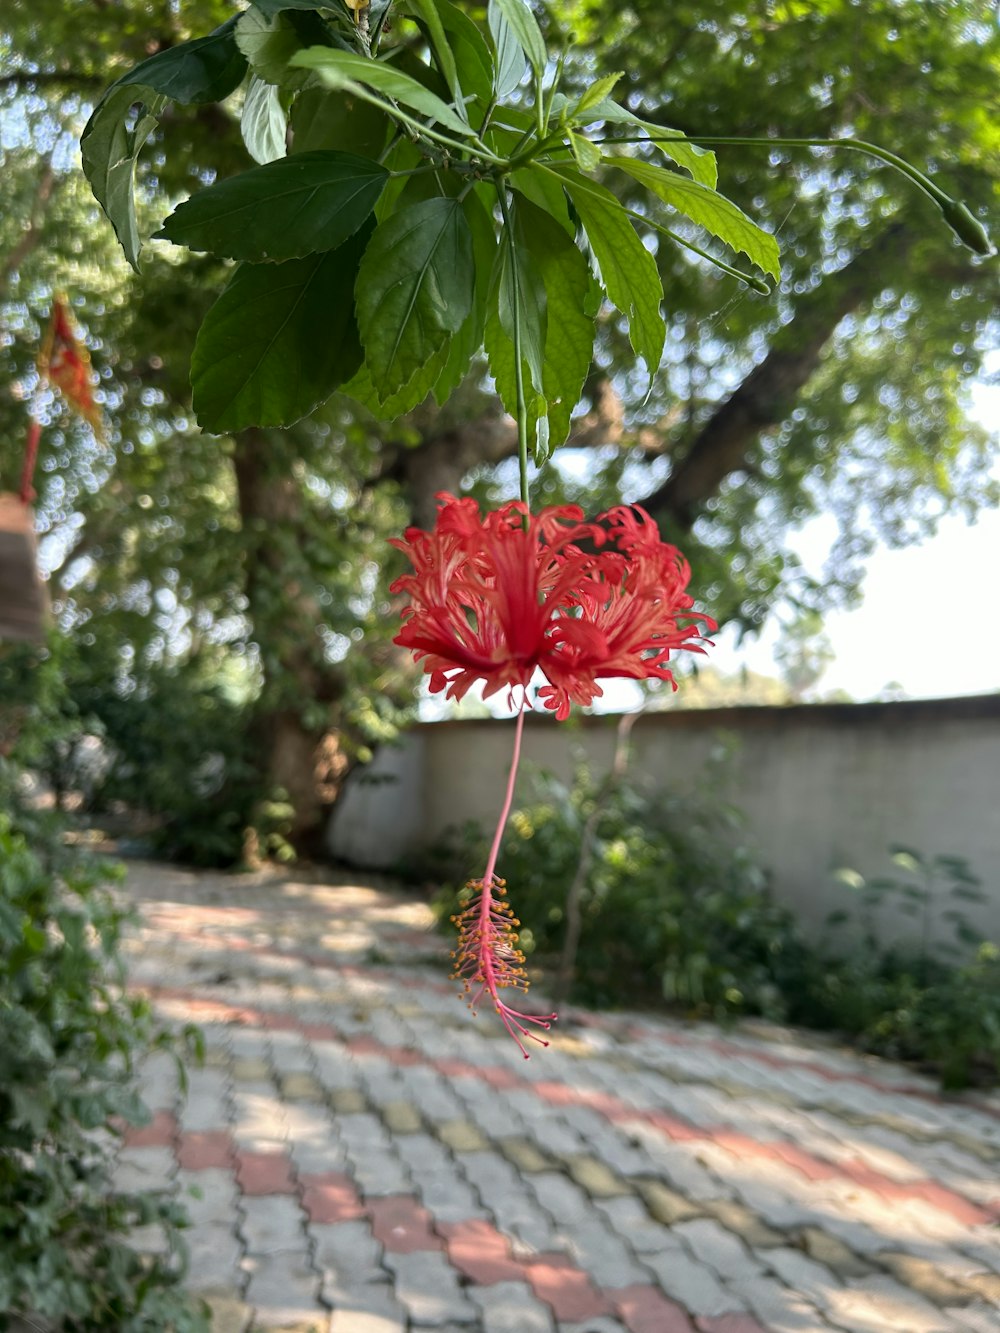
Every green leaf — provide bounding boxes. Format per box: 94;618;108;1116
485;195;596;459
242;76;288;164
291;47;475;137
407;0;465;121
568;129;601;173
494;220;547;399
551;165;665;381
103;16;247;105
425;0;495;110
191;226;370;433
157;151;388;261
573;72;624;116
356;197;474;400
487;0;528;100
489;0;546;82
80;17;248;269
81;88;166;271
290;86;389;156
345;341;450;419
609;156;781;280
432;188;498;404
236;8;314;89
579;98;718;189
251;0;344;15
510;165;573;233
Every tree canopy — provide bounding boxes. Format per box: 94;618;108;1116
1;0;996;854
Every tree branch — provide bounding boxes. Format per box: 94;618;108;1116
637;220;914;530
0;161;57;300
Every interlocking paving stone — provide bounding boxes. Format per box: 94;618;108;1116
118;861;1000;1333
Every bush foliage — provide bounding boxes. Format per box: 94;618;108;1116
431;750;1000;1089
0;753;207;1330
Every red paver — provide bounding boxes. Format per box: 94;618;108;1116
769;1141;840;1181
299;1170;365;1223
438;1218;524;1285
644;1110;702;1142
613;1283;696;1333
177;1129;234;1170
235;1149;296;1195
368;1195;442;1253
523;1253;611;1322
122;1109;177;1148
913;1180;993;1226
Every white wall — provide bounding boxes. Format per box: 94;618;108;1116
328;696;1000;948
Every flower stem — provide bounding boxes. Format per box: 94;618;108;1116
481;698;527;890
496;186;531;509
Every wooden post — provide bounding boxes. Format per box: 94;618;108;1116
0;492;48;643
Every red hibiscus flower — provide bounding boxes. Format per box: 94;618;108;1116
390;493;716;1055
390;494;715;719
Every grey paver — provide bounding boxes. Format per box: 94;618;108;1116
467;1281;556;1333
241;1251;322;1328
382;1249;478;1325
240;1195;308;1255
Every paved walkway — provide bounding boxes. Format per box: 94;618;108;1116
116;860;1000;1333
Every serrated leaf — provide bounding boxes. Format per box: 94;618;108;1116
486;195;595;457
291;47;475;138
494;223;547;398
344;340;450;419
157;151;388;261
573;72;623;116
236;8;313;89
510;165;573;233
81;18;248;269
578;98;718;189
609;156;780;280
356;196;474;399
242;76;288;163
568;129;601;173
428;190;496;404
290;86;389;156
551;165;664;382
487;0;528;99
191;226;370;432
489;0;546;81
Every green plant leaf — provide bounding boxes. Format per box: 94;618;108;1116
573;72;624;117
551;165;665;382
102;16;246;105
81;88;167;271
609;156;780;280
510;165;573;233
236;8;315;89
579;98;718;189
290;86;389;156
424;0;495;110
80;18;248;269
489;0;546;82
432;188;498;404
157;151;388;261
486;195;595;459
251;0;346;15
345;340;450;419
406;0;465;120
487;0;528;99
191;226;370;432
291;47;474;137
493;219;547;399
568;129;601;173
356;196;474;400
241;76;288;164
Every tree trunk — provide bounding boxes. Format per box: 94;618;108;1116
232;427;343;857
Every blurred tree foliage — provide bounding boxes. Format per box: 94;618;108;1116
0;0;996;854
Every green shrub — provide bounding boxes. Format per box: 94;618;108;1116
432;745;804;1019
430;757;1000;1088
0;772;208;1330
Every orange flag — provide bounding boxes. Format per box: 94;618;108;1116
38;296;105;441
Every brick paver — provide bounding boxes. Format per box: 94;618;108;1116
114;859;1000;1332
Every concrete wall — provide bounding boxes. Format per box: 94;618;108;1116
328;695;1000;948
